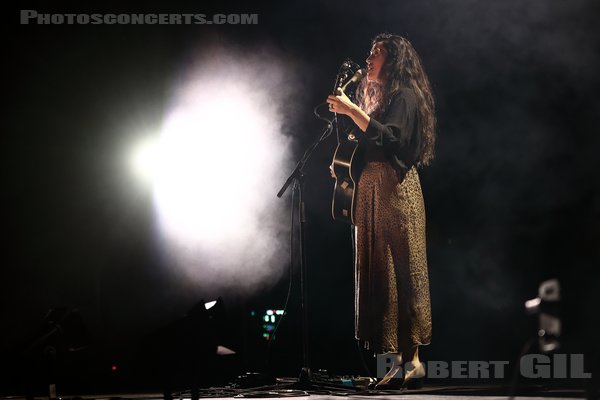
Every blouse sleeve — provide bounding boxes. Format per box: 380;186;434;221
364;89;418;153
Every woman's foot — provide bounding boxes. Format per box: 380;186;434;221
374;354;403;390
402;361;426;389
374;365;403;389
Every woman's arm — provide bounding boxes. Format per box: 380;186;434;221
327;89;416;149
326;90;370;132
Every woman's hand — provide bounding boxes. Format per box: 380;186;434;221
326;89;358;116
326;88;371;132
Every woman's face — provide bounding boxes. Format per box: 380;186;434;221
366;42;388;83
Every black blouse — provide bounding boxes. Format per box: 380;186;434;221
363;88;421;173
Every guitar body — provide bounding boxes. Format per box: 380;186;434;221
331;132;362;224
330;59;364;224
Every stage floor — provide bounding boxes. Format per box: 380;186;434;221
1;381;591;400
4;394;584;400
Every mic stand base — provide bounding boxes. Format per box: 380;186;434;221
298;367;312;383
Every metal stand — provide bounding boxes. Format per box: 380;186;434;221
277;122;359;391
274;59;364;391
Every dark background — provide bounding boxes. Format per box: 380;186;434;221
3;0;599;387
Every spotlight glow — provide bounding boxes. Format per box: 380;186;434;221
132;48;297;296
131;137;160;182
204;300;217;310
154;84;278;245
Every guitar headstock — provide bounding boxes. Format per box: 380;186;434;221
333;58;362;98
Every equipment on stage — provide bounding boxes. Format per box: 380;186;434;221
330;60;366;224
276;57;367;391
331;130;361;224
509;279;562;399
525;278;561;352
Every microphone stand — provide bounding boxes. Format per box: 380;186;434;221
277;115;361;392
276;119;331;384
274;60;364;392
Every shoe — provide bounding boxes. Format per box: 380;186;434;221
374;364;403;390
402;376;424;389
374;377;403;390
402;362;425;390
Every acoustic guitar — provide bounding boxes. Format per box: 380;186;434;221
331;129;362;224
331;59;366;224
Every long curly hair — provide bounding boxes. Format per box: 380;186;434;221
357;34;436;166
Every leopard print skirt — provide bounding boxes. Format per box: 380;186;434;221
354;162;432;354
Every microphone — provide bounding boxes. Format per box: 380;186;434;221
338;68;365;93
